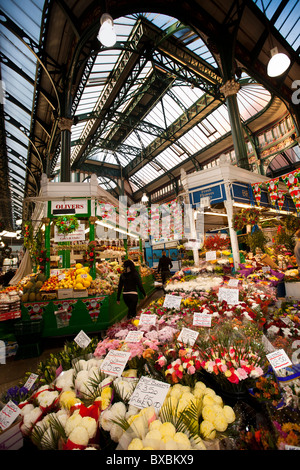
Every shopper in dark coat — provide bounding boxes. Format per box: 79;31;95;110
117;259;146;318
157;251;173;285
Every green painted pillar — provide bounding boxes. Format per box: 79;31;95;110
139;238;143;264
89;219;96;279
45;222;51;278
218;34;250;171
123;238;128;260
220;80;250;171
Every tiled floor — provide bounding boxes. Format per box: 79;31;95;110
0;288;164;398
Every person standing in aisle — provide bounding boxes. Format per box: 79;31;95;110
294;228;300;273
157;250;173;286
117;259;146;319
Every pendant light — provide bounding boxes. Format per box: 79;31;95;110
267;46;290;77
97;13;117;47
141;193;149;204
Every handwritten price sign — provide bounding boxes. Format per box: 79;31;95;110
163;294;182;309
218;287;239;305
0;401;20;431
177;327;199;346
139;314;157;326
193;312;212;327
100;350;131;377
125;331;144;342
129;376;170;413
74;330;91;348
267;349;292;372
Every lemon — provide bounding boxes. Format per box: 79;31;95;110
75;282;84;290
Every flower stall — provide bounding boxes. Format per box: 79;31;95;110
1;259;300;452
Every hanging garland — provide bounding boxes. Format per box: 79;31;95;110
232;208;260;231
55;215;79;234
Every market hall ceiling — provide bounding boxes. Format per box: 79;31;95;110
0;0;299;229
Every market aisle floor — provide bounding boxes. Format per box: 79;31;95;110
0;288;165;398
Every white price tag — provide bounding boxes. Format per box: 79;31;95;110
218;287;239;305
206;251;216;261
24;373;38;391
267;349;292;372
129;376;170;413
193;312;212;327
227;279;239;287
0;401;20;431
262;266;270;273
100;350;131;377
177;327;199;346
267;349;292;371
163;294;182;310
125;331;144;342
74;330;91;348
139;314;157;326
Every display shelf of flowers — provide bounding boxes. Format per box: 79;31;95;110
2;262;300;451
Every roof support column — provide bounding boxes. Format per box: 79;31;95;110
220;79;250;171
58;117;73;182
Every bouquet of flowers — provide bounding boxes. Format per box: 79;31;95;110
147;343;202;387
197;331;266;394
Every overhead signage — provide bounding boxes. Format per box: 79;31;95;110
190;182;225;206
51;199;88;215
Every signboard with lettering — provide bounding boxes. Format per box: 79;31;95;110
54;223;86;242
189;182;225;206
51;199;88;216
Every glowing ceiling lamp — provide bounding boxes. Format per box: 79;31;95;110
141;193;149;204
267;47;290;77
97;13;117;47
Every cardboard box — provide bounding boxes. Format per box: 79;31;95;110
73;289;88;298
57;288;73;299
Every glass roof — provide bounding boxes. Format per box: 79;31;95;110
69;14;272;194
0;0;44;221
253;0;300;51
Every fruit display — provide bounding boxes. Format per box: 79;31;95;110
20;273;47;302
73;263;93;290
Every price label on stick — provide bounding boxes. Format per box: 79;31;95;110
163;294;182;309
193;312;212;327
227;279;239;287
139;314;157;326
129;376;170;413
206;251;216;261
218;287;239;305
24;373;38;391
267;349;292;372
0;401;20;431
125;331;144;342
74;330;91;349
177;327;199;346
100;350;131;377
